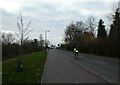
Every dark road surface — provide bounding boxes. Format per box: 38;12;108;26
41;49;118;83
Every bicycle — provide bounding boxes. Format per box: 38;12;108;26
74;52;79;60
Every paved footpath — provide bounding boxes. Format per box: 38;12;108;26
41;49;118;83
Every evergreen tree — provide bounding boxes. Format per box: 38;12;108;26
109;8;120;57
97;19;107;38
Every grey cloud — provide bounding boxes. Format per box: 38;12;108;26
1;1;114;45
2;9;18;32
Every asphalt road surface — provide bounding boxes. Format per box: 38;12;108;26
41;49;118;83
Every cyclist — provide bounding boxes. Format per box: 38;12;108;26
74;48;79;59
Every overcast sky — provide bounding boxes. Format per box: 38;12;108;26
0;0;119;45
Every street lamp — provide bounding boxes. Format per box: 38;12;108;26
45;30;50;45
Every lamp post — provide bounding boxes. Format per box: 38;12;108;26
45;30;50;45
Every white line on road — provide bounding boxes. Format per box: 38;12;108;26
95;60;106;64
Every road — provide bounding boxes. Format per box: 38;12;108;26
41;49;118;83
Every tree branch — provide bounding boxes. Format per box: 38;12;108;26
23;29;33;37
15;32;21;40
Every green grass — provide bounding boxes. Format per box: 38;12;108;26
2;50;47;83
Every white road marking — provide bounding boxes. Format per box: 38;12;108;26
95;60;106;64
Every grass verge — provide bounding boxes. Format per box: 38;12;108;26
2;50;47;83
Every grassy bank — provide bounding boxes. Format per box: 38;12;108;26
2;50;47;83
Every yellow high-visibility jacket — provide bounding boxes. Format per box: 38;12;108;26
74;48;79;52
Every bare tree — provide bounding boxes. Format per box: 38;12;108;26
15;12;33;55
65;21;85;49
85;16;97;36
2;32;15;44
106;3;118;25
15;12;32;72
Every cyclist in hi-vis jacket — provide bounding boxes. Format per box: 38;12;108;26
74;48;79;58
